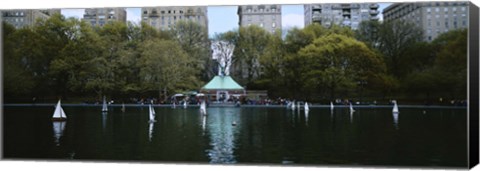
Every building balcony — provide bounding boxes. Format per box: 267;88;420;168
371;16;379;20
312;5;322;10
149;13;159;17
312;15;322;22
370;4;379;9
370;10;379;15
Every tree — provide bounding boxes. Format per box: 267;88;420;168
297;34;387;100
355;20;381;49
231;25;271;86
50;19;104;96
256;30;287;97
3;22;35;98
377;20;423;78
139;39;201;101
171;20;211;81
431;29;467;99
211;40;235;76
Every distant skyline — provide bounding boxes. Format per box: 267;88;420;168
61;3;392;37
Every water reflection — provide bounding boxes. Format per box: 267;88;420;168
206;108;240;164
201;115;207;135
102;112;107;132
304;110;309;126
149;122;154;142
350;110;354;123
52;121;66;146
393;112;399;130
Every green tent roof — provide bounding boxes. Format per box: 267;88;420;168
201;76;244;90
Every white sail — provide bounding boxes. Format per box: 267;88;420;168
102;96;108;112
121;103;125;112
392;101;399;113
291;101;296;111
52;100;67;120
304;105;309;126
149;105;156;122
330;102;334;110
52;121;66;146
349;103;355;113
173;102;176;109
304;102;309;111
183;100;187;109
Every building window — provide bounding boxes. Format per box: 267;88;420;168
272;15;276;20
435;7;439;12
161;11;165;14
180;10;183;14
426;8;431;13
247;8;251;13
461;7;466;11
143;10;147;14
435;14;439;18
462;20;466;26
20;12;23;16
444;7;448;12
168;10;171;14
272;22;276;28
173;10;176;14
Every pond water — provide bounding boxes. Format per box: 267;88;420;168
3;105;467;168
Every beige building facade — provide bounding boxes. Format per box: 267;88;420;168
2;9;60;28
237;5;282;33
304;3;380;30
382;1;469;41
83;8;127;27
141;6;208;31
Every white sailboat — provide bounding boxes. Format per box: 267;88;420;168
349;103;355;113
149;104;156;123
102;96;108;112
304;102;309;112
183;100;187;109
200;101;207;115
304;103;309;126
330;101;334;110
291;101;296;111
52;100;67;121
392;100;399;113
52;121;66;146
172;101;176;109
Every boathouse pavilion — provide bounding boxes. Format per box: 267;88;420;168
200;75;245;102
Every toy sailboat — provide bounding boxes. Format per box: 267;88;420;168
52;100;67;121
